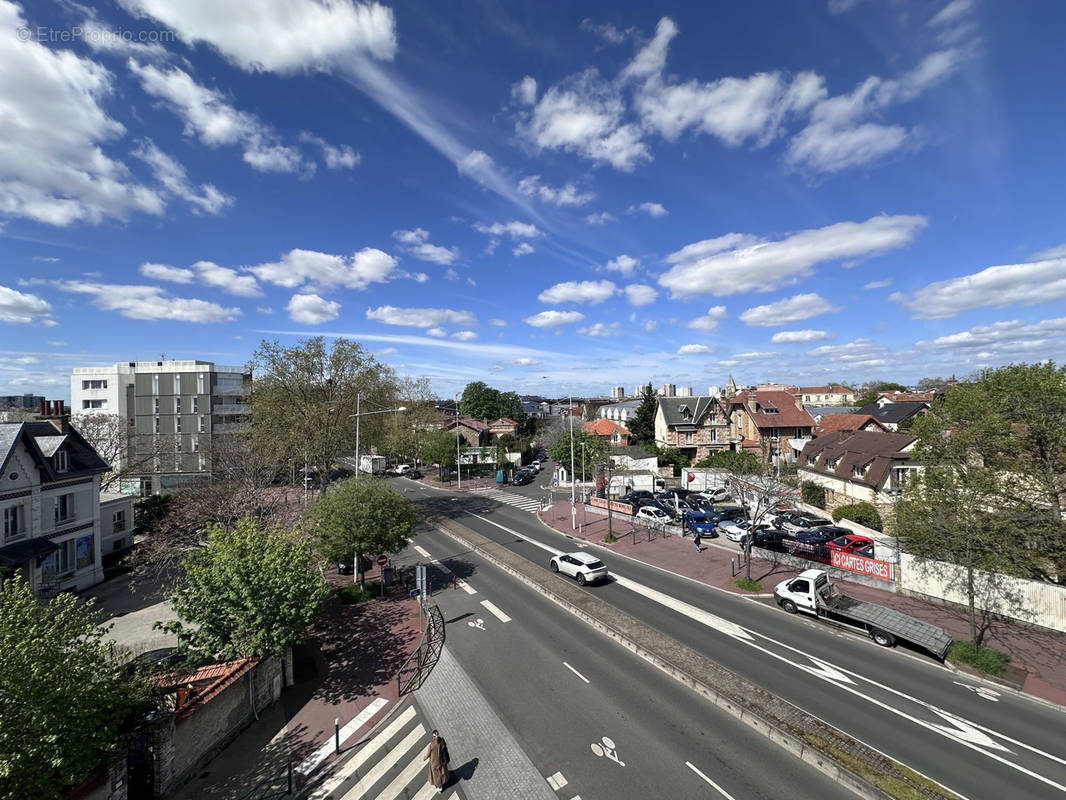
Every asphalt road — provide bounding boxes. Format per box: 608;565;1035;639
395;472;1066;800
396;524;861;800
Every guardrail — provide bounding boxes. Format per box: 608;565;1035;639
396;603;445;696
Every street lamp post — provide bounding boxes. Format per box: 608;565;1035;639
455;393;461;489
569;394;576;530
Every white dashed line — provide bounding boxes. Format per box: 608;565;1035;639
480;599;512;623
414;544;432;558
563;662;590;684
456;579;477;595
546;771;568;790
686;761;737;799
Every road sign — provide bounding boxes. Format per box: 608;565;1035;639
415;564;427;600
377;555;388;567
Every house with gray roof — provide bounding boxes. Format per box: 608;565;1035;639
856;398;931;430
653;395;731;464
0;419;112;594
598;399;641;424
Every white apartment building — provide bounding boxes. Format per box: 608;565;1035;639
71;360;251;495
610;386;626;400
0;420;111;593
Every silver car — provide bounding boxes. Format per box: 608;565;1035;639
550;552;609;585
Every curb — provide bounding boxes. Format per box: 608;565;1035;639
431;517;959;800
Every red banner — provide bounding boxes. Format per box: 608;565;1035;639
589;496;635;515
830;549;893;581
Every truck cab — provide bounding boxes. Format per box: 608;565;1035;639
772;569;827;615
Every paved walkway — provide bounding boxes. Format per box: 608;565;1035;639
538;500;1066;707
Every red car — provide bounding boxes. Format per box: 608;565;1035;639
826;533;874;553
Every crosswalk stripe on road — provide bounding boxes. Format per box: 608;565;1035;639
312;702;462;800
468;486;542;513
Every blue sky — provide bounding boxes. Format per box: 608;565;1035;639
3;0;1066;399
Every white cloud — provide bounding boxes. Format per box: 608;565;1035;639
51;280;239;322
456;149;497;187
771;329;830;343
411;272;429;283
516;67;650;171
807;338;889;368
623;284;657;307
677;344;713;355
191;260;262;297
256;306;273;314
0;285;52;324
890;257;1066;319
246;248;397;291
605;254;639;275
513;242;535;257
643;319;658;332
473;220;541;239
512;357;538;366
132;139;232;214
286;293;339;324
578;322;622;337
299;132;360;169
489;318;507;327
366;306;477;328
917;317;1066;359
128;60;310;174
739;293;841;327
929;0;974;29
517;175;594;207
425;327;446;338
78;18;171;60
863;278;893;290
511;76;537;106
1031;243;1066;261
580;19;636;45
140;262;194;283
660;214;926;297
628;201;668;218
686;305;728;331
33;256;60;263
117;0;398;70
444;269;459;281
451;330;477;341
586;211;616;225
538;280;616;305
524;310;585;328
0;3;163;226
392;228;459;265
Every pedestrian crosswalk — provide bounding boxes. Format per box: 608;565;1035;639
469;486;542;513
309;703;463;800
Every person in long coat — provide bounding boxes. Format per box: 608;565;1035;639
424;729;450;791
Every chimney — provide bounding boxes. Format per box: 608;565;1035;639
39;399;46;415
749;388;757;410
57;399;65;416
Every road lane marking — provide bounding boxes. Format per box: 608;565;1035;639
339;724;425;799
460;513;1066;791
375;746;430;800
414;544;432;557
590;736;624;766
307;704;414;797
563;662;590;683
467;618;485;630
480;599;511;622
297;696;389;776
546;771;568;790
685;761;737;799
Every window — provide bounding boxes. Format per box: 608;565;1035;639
112;509;126;531
709;429;718;442
175;416;182;433
54;493;75;525
198;454;207;472
175;437;182;452
81;379;107;390
174;374;181;394
153;397;160;414
75;535;93;570
192;397;199;413
3;505;24;540
198;415;206;433
53;450;68;472
153;416;160;434
82;399;106;410
197;373;206;394
175;397;182;414
852;464;868;478
191;436;199;452
789;579;809;594
684;432;695;445
152;374;159;395
43;540;74;579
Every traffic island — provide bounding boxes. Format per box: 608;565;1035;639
430;513;963;800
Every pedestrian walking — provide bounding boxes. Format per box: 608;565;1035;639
694;531;703;552
424;729;450;792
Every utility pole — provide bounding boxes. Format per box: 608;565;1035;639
354;392;361;478
569;394;576;530
605;456;613;541
455;393;461;489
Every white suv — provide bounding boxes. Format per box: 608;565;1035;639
635;505;671;524
550;552;609;585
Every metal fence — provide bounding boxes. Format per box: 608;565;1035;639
396;603;445;696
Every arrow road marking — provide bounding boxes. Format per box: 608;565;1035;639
954;681;1000;701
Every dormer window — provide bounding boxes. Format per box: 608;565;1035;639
54;450;68;473
827;458;840;470
852;464;869;478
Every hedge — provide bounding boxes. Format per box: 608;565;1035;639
832;501;883;531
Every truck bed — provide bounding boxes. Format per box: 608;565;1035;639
822;593;953;659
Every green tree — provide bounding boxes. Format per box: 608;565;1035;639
460;381;500;420
548;429;609;478
311;478;418;586
163;517;330;660
420;428;458;479
627;383;657;446
801;481;827;509
383;376;439;465
832;501;882;530
250;337;398;489
855;381;908;407
0;578;152;799
693;450;762;475
654;445;690;474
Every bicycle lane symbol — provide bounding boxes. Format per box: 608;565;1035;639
590;736;625;766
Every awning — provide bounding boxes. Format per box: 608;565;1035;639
0;537;58;567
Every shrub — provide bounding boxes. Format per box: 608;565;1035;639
734;577;762;592
949;641;1010;677
832;501;883;531
801;481;827;509
337;581;383;604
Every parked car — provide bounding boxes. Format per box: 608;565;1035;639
529;460;542;472
512;469;535;486
654;500;692;520
657;488;694;501
719;519;773;543
739;529;788;550
635;505;672;525
768;509;804;529
686;496;716;513
780;515;832;534
406;468;423;480
393;463;413;475
788;529;835;545
826;533;874;553
620;490;655;503
692;487;730;504
550;552;609;586
706;507;746;524
682;511;717;536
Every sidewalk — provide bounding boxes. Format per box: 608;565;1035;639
171;566;424;799
538;500;1066;707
